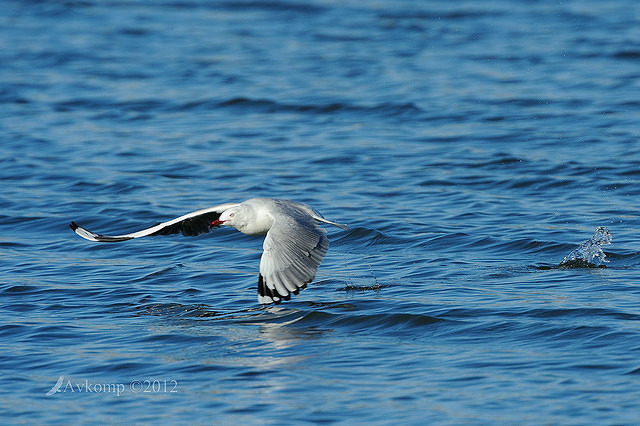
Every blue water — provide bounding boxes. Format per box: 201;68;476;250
2;0;640;423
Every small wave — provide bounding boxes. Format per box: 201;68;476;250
188;97;423;119
559;227;612;268
137;302;268;322
557;259;608;269
379;9;504;21
58;95;423;120
217;0;326;14
284;309;448;334
134;299;449;336
54;98;164;114
626;366;640;375
130;264;185;283
332;226;391;247
613;50;640;60
336;283;394;292
1;284;38;294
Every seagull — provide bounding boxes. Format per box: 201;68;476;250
70;197;348;304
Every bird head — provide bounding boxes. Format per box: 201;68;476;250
215;206;246;230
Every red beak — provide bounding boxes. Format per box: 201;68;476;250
210;219;225;228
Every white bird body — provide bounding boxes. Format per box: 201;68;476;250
70;197;347;304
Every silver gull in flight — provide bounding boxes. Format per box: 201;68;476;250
70;197;347;304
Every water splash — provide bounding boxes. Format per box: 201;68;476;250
560;226;612;268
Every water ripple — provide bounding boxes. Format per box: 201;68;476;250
2;0;640;423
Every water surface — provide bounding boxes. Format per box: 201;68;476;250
2;0;640;423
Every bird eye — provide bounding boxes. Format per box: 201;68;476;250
229;213;235;217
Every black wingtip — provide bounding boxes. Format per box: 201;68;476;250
69;221;79;231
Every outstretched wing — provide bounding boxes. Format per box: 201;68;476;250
258;213;329;304
70;203;240;242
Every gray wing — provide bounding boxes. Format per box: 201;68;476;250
258;213;329;304
70;203;239;242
